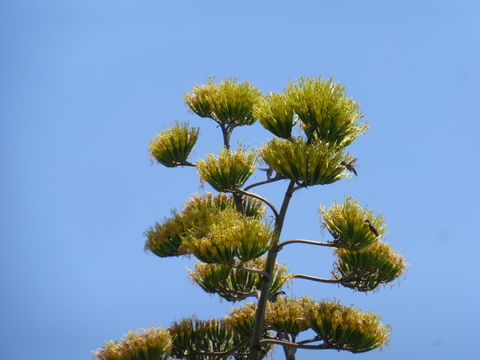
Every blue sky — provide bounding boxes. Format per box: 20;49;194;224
1;1;479;359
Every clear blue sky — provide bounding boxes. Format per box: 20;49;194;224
1;1;479;359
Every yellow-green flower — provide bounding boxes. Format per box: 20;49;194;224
254;93;295;139
184;78;262;129
261;137;347;186
144;211;190;257
197;149;256;192
94;328;172;360
169;317;239;360
189;258;289;302
334;241;406;291
286;77;367;146
320;196;385;250
149;122;199;167
265;297;315;336
183;209;272;264
305;300;390;353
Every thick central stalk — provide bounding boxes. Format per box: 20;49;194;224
247;180;296;360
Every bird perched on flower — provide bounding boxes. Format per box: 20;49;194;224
341;158;358;176
364;219;379;237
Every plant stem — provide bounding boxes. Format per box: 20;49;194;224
231;264;269;279
220;124;231;150
277;238;337;250
291;274;342;284
247;180;296;360
258;338;334;351
234;188;279;220
244;177;284;191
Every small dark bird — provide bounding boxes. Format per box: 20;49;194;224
259;166;274;180
364;219;379;237
341;159;358;176
269;290;286;302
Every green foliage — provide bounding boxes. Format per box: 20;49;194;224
305;300;390;353
183;209;272;264
286;77;367;146
334;241;406;292
254;93;295;139
197;149;257;192
94;328;172;360
184;78;262;129
320;196;385;250
149;122;199;167
189;258;290;302
261;137;348;186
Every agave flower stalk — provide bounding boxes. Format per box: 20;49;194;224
97;76;407;360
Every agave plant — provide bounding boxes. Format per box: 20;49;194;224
96;76;407;360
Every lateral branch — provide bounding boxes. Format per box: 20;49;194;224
277;238;337;251
233;188;279;220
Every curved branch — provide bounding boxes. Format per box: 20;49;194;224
291;274;342;284
232;188;279;220
244;177;284;191
277;238;337;250
297;336;322;345
231;264;270;280
223;289;261;300
292;183;307;192
258;338;333;350
180;160;196;167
